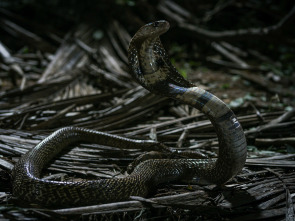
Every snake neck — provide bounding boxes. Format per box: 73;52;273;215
138;37;160;74
167;84;247;183
129;38;193;93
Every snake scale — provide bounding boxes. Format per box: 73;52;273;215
12;20;247;207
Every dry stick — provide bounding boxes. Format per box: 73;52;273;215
247;49;276;63
0;41;25;88
244;110;295;135
202;0;234;23
220;41;248;57
265;168;295;221
0;8;62;45
17;113;29;130
76;37;131;83
0;18;53;51
164;0;192;19
13;89;127;119
0;40;14;63
54;190;207;215
237;169;282;178
251;154;295;161
178;4;295;40
157;0;189;23
122;114;203;136
90;65;132;88
240;175;287;189
0;134;39;149
170;106;189;117
232;207;288;221
243;178;292;213
255;137;295;147
112;20;131;52
251;189;283;202
0;145;17;156
258;192;286;210
43;173;68;181
94;107;156;130
55;200;153;215
76;94;168;129
0;71;75;100
119;111;283;141
75;38;97;54
149;127;157;141
97;39;129;77
211;42;250;68
253;122;295;136
0;158;14;170
249;102;265;123
38;27;90;83
176;128;189;148
257;108;295;132
229;70;294;97
246;158;295;168
38;45;66;83
207;58;257;70
33;104;76;130
107;24;128;63
160;112;284;137
286;188;295;221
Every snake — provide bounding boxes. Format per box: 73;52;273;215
12;20;247;207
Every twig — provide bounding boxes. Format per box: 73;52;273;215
53;190;207;215
176;128;189;148
229;70;294;97
0;157;14;170
0;18;53;52
202;0;234;23
255;137;295;147
178;5;295;41
265;168;295;221
211;42;250;68
256;109;295;133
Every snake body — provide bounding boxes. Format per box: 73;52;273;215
12;20;247;207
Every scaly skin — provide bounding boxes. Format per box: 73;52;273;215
12;20;247;207
128;20;247;184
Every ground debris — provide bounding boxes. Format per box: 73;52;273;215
0;1;294;220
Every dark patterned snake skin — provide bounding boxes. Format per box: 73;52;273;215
12;20;247;207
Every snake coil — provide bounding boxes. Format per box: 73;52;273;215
12;20;247;207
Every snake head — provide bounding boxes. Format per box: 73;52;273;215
131;20;170;42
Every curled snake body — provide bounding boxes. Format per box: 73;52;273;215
12;20;247;207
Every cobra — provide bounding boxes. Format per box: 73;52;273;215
12;20;247;207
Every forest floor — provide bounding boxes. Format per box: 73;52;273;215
0;1;295;220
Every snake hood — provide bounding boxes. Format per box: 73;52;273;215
128;20;194;94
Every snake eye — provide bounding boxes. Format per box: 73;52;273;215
153;21;159;27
